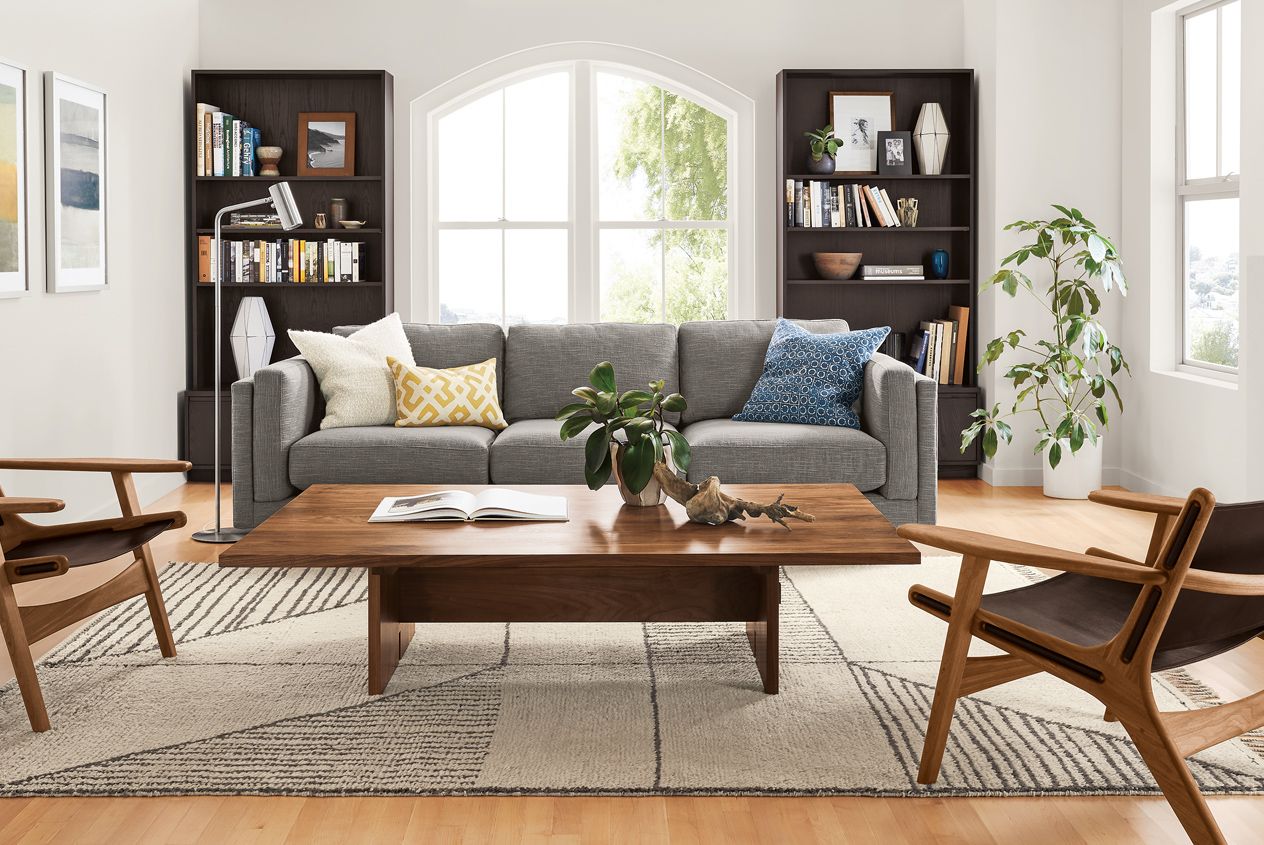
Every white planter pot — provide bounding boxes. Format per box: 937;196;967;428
1042;436;1103;500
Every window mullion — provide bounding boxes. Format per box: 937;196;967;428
573;63;596;322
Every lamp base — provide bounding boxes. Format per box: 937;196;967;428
192;527;250;544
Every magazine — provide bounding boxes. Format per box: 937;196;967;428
369;489;569;523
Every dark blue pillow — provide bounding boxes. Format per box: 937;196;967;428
733;320;890;429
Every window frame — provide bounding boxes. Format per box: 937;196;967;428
1175;0;1240;376
426;58;738;326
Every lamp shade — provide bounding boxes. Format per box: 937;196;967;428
913;103;950;176
269;182;303;230
229;296;276;379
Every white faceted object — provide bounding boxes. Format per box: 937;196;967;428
913;102;950;175
229;296;276;379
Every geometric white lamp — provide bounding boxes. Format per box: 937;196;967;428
913;102;950;176
229;297;275;379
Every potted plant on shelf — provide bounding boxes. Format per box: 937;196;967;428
804;125;840;175
557;362;691;506
962;205;1130;499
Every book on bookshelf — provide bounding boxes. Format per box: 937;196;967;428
197;109;266;177
947;305;971;385
863;264;924;276
195;103;219;177
910;306;971;384
199;236;368;285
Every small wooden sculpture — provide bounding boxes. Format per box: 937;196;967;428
651;463;816;530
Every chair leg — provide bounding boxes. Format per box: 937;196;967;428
1119;709;1226;845
137;547;176;659
0;571;50;732
918;555;991;784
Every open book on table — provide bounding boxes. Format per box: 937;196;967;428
369;489;569;523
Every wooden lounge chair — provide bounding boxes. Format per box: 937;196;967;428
0;458;190;731
899;488;1264;845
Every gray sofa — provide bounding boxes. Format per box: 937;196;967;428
231;319;938;529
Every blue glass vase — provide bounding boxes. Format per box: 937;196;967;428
930;249;950;279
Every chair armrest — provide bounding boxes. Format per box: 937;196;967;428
20;510;188;541
861;353;918;501
0;496;65;515
1180;570;1264;596
0;458;190;474
1089;489;1185;516
897;524;1166;585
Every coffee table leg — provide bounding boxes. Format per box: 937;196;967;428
745;566;780;694
368;568;414;695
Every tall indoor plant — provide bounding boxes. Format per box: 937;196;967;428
962;205;1130;498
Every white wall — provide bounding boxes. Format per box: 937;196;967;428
1118;0;1262;501
965;0;1125;486
197;0;967;321
0;0;199;520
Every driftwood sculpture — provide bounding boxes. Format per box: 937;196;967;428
651;463;816;530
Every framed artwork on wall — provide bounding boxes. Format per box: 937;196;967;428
0;59;27;298
297;111;356;177
829;91;894;174
46;73;107;293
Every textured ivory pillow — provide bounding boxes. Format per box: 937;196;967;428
289;313;416;429
387;356;507;430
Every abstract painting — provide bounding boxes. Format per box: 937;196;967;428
297;111;355;177
829;91;894;174
46;73;106;292
0;60;25;297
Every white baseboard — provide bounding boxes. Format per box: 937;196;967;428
976;463;1124;488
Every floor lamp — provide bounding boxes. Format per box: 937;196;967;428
193;182;302;544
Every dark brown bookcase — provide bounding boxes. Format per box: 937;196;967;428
775;69;981;477
180;70;394;480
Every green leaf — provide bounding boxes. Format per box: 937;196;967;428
555;402;589;421
559;414;594;441
588;361;616;393
664;430;692;474
618;389;654;408
584;445;612;490
595;392;618;416
584;427;611;475
1048;442;1062;470
1095;402;1109;426
1070;422;1085;453
661;393;687;413
625;417;656;437
982;427;998;458
619;437;656;494
571;386;599;403
1087;233;1107;263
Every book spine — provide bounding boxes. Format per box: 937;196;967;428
352;242;361;282
231;120;242;178
794;181;803;227
241;122;254;177
197;235;211;282
211;119;224;177
340;242;353;283
195;105;206;177
785;179;794;228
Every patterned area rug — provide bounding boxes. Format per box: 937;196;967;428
1;558;1262;797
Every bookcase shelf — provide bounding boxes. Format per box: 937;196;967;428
182;68;394;480
776;68;980;477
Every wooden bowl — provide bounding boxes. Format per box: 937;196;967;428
812;252;862;281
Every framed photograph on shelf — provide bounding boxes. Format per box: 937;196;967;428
46;73;107;293
1;59;28;298
297;111;356;177
829;91;894;174
877;130;913;176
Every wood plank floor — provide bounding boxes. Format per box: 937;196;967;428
1;480;1262;843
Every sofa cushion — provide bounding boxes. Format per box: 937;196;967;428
387;356;507;430
290;313;415;429
678;319;850;425
289;426;493;489
680;418;886;490
336;322;506;403
504;323;678;421
489;418;679;485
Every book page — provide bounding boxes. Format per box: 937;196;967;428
471;489;569;520
370;490;478;521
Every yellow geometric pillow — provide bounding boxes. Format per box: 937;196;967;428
386;356;507;430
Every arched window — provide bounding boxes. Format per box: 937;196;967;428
418;48;748;325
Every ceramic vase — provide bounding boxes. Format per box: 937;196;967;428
806;153;835;175
1043;436;1103;500
913;103;950;175
256;146;283;177
229;297;276;379
610;442;667;507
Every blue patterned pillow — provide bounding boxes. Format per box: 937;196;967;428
733;320;890;429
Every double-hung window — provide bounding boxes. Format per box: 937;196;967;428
1178;0;1241;372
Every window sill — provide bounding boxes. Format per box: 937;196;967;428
1157;365;1239;390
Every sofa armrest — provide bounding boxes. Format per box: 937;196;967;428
913;371;938;523
232;358;321;524
861;353;918;500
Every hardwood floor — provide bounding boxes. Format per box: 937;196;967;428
1;479;1262;843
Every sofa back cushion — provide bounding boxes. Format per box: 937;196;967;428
504;323;679;421
335;322;506;402
678;318;850;425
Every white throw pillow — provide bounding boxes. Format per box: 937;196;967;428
289;313;416;429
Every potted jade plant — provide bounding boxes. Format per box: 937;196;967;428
804;125;840;175
557;362;690;506
962;205;1130;499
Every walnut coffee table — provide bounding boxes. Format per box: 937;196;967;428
219;483;919;695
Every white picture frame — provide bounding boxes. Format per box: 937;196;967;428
829;91;895;174
0;59;27;298
46;72;107;293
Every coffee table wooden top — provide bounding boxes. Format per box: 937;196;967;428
218;483;920;569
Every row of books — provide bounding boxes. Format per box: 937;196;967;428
197;236;368;285
227;212;282;228
195;103;260;177
911;306;971;385
862;264;924;281
785;179;905;228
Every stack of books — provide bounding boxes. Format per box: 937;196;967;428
785;179;904;228
862;264;924;281
910;305;971;385
198;236;368;285
195;102;261;177
228;212;282;228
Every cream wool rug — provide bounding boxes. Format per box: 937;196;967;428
1;558;1263;797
